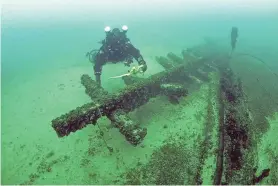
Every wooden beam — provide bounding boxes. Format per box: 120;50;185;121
51;53;215;139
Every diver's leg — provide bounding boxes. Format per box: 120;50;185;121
93;50;107;86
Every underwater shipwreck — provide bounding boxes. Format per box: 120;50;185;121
50;42;276;185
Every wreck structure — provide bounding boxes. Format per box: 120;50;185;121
51;43;270;184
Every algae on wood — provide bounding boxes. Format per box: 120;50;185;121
51;52;216;140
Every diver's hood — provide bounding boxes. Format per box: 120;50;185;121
112;28;121;37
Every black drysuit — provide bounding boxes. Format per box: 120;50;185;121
92;29;147;85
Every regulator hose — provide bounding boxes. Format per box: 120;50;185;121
86;49;99;64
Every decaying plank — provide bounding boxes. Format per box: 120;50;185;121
51;47;216;142
80;74;109;100
214;55;256;184
51;59;197;138
80;74;148;145
106;110;147;146
122;76;145;86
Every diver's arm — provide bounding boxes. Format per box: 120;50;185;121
126;42;147;72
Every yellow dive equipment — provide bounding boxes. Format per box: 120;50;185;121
109;65;144;79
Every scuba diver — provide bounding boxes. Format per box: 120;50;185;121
228;26;278;78
230;26;238;56
86;25;148;86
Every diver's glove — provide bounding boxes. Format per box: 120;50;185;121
124;56;133;67
138;60;147;72
141;63;147;72
124;60;132;67
137;55;147;72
